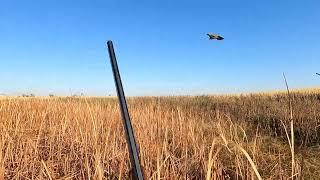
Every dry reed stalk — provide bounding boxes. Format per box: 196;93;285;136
41;160;53;180
237;146;262;180
283;73;296;179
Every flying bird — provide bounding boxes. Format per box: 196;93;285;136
207;33;224;40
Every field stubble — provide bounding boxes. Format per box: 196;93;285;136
0;92;320;179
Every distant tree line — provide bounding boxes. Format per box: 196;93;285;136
21;93;35;97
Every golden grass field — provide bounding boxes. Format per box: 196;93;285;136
0;91;320;179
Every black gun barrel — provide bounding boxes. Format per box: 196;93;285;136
107;40;144;180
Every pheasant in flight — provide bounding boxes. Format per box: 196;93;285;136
207;33;224;40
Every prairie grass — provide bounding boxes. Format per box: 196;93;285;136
0;92;319;179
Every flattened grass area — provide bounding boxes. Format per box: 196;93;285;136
0;92;319;179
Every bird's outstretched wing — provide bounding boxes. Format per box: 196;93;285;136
216;36;224;40
316;73;320;76
206;34;214;39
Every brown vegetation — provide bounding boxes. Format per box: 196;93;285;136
0;92;319;179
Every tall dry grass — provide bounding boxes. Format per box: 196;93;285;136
0;93;319;179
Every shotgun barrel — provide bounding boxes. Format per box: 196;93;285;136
107;41;144;180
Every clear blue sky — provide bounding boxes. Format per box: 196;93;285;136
1;0;320;96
